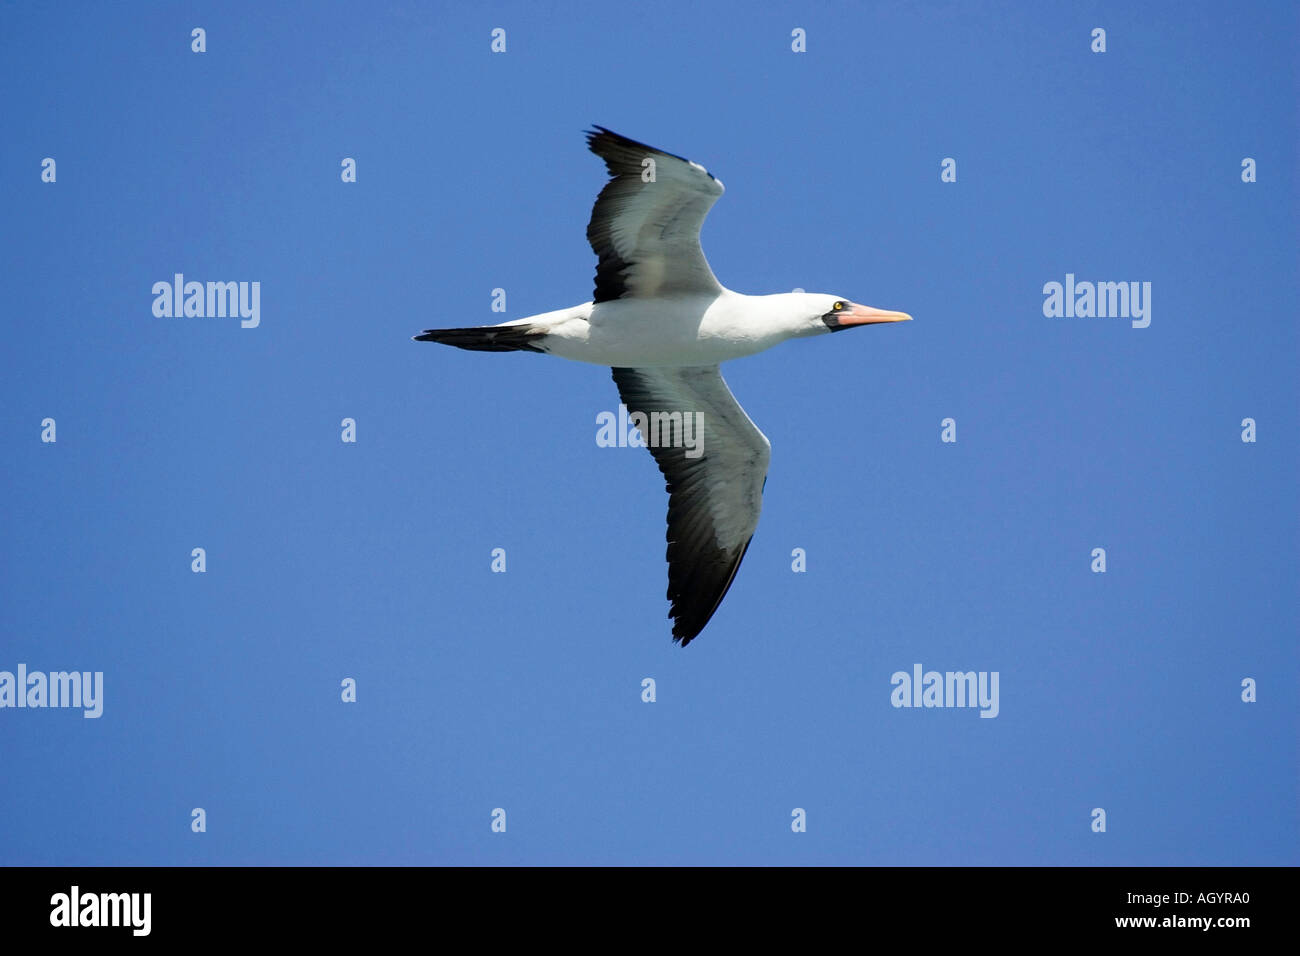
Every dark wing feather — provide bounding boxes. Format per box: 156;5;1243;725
585;126;725;304
611;365;770;645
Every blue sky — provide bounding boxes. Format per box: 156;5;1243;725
1;1;1295;865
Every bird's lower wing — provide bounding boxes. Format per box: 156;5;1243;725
610;365;771;645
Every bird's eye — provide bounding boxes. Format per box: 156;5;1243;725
833;301;844;311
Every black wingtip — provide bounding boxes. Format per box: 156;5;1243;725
585;125;681;164
585;124;623;152
585;125;716;182
672;623;699;647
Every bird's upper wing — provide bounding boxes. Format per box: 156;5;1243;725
586;126;725;304
611;365;770;645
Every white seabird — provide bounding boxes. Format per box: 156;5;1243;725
417;126;912;645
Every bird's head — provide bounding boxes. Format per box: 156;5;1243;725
810;294;913;334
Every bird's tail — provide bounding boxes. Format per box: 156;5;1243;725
413;322;548;353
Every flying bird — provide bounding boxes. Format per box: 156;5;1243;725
416;126;911;645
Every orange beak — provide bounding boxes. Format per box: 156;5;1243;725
838;303;913;326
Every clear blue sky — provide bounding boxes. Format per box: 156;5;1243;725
2;1;1295;865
